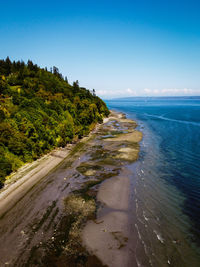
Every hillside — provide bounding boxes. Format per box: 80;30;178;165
0;57;109;187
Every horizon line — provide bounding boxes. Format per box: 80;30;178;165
102;95;200;100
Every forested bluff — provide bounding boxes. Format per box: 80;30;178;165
0;57;109;187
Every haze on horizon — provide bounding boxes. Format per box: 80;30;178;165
1;0;200;98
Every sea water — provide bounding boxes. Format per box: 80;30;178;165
106;97;200;266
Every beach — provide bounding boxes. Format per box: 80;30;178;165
0;111;142;266
106;98;200;267
82;112;142;267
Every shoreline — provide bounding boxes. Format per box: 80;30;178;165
81;111;142;267
0;111;143;266
0;119;102;218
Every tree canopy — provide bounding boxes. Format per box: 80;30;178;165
0;57;109;187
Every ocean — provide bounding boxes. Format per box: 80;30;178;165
106;97;200;266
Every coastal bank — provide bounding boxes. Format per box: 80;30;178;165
0;111;142;266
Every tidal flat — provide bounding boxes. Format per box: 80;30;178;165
0;111;142;266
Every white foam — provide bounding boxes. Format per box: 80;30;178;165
143;211;149;221
137;217;145;225
144;113;200;127
153;230;164;243
135;257;142;267
135;224;142;240
134;188;137;194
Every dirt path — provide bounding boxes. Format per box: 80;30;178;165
0;111;142;266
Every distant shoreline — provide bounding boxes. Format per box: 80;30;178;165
104;96;200;101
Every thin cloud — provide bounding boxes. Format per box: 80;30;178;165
96;88;137;98
96;88;200;98
143;88;200;96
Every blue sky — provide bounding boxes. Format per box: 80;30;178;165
1;0;200;98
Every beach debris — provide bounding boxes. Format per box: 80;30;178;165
110;231;128;249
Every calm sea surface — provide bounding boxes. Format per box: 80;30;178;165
106;97;200;266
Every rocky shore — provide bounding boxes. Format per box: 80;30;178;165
0;111;142;266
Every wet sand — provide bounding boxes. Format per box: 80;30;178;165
82;113;142;267
0;111;142;266
82;173;133;267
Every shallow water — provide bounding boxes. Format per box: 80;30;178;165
106;97;200;266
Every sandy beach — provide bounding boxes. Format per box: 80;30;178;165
0;111;142;266
82;113;142;267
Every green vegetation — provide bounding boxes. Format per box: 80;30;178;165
0;57;109;187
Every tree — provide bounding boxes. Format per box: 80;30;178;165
65;76;68;83
0;57;109;186
5;56;12;75
73;80;79;92
53;66;59;76
53;66;62;79
0;109;5;122
27;60;34;70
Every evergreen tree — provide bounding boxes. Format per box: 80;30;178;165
0;58;109;186
65;76;68;83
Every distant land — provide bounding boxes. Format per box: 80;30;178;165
104;96;200;101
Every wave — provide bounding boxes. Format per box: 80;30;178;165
144;113;200;127
153;230;165;243
143;211;149;221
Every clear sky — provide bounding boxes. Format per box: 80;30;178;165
1;0;200;98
